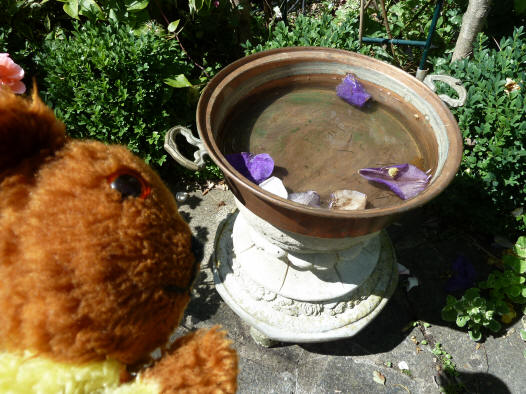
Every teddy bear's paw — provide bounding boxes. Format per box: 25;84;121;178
142;326;238;394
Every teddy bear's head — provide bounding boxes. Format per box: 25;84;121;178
0;87;197;365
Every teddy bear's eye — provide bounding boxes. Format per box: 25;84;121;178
107;170;151;200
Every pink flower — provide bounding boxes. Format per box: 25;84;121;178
0;53;26;94
213;0;219;7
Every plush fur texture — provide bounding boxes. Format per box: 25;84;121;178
0;86;238;392
144;327;238;393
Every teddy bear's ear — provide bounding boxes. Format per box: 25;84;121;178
0;84;66;172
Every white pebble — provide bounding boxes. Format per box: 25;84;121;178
259;176;288;199
328;190;367;210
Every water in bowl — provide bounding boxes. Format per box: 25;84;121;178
220;82;430;209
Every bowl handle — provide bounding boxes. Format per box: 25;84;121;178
423;74;467;108
164;126;208;171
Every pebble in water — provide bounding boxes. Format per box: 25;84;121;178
328;190;367;210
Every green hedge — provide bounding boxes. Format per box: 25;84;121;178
432;27;526;236
33;21;197;167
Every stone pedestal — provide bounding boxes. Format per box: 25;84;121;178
213;200;398;345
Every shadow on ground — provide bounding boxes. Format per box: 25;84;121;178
438;370;512;394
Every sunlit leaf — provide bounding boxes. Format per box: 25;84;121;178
188;0;204;14
168;20;180;32
456;315;469;327
125;0;149;11
63;0;79;19
79;0;104;19
515;236;526;258
164;75;193;88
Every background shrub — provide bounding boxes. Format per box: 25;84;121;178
431;27;526;236
0;0;69;74
245;0;465;72
34;21;197;167
243;10;362;54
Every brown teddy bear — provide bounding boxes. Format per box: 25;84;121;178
0;86;238;393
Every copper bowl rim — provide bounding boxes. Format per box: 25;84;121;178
196;47;462;221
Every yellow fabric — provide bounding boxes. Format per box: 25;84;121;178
0;352;159;394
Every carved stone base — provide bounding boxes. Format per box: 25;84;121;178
213;205;398;344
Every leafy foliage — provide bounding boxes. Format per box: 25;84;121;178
364;0;465;70
243;7;364;55
382;0;464;49
431;343;458;376
34;21;198;167
0;0;69;74
441;288;507;341
432;27;526;236
442;236;526;341
243;0;464;72
56;0;151;27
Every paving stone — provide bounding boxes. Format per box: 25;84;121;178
167;184;524;393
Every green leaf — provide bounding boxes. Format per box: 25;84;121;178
520;329;526;341
441;306;458;322
515;237;526;258
79;0;104;19
125;0;149;11
506;285;522;297
472;297;485;308
63;0;79;19
456;315;470;328
164;75;193;88
515;0;526;14
469;329;482;341
465;288;480;300
487;319;501;333
496;300;510;315
168;20;180;33
188;0;204;14
446;295;457;306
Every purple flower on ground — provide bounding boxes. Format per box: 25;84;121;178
446;256;477;292
358;164;431;200
288;191;321;207
336;73;371;108
225;152;274;184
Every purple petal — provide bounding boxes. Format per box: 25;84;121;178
226;152;274;184
359;164;431;200
445;256;477;292
336;74;371;108
288;191;321;207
